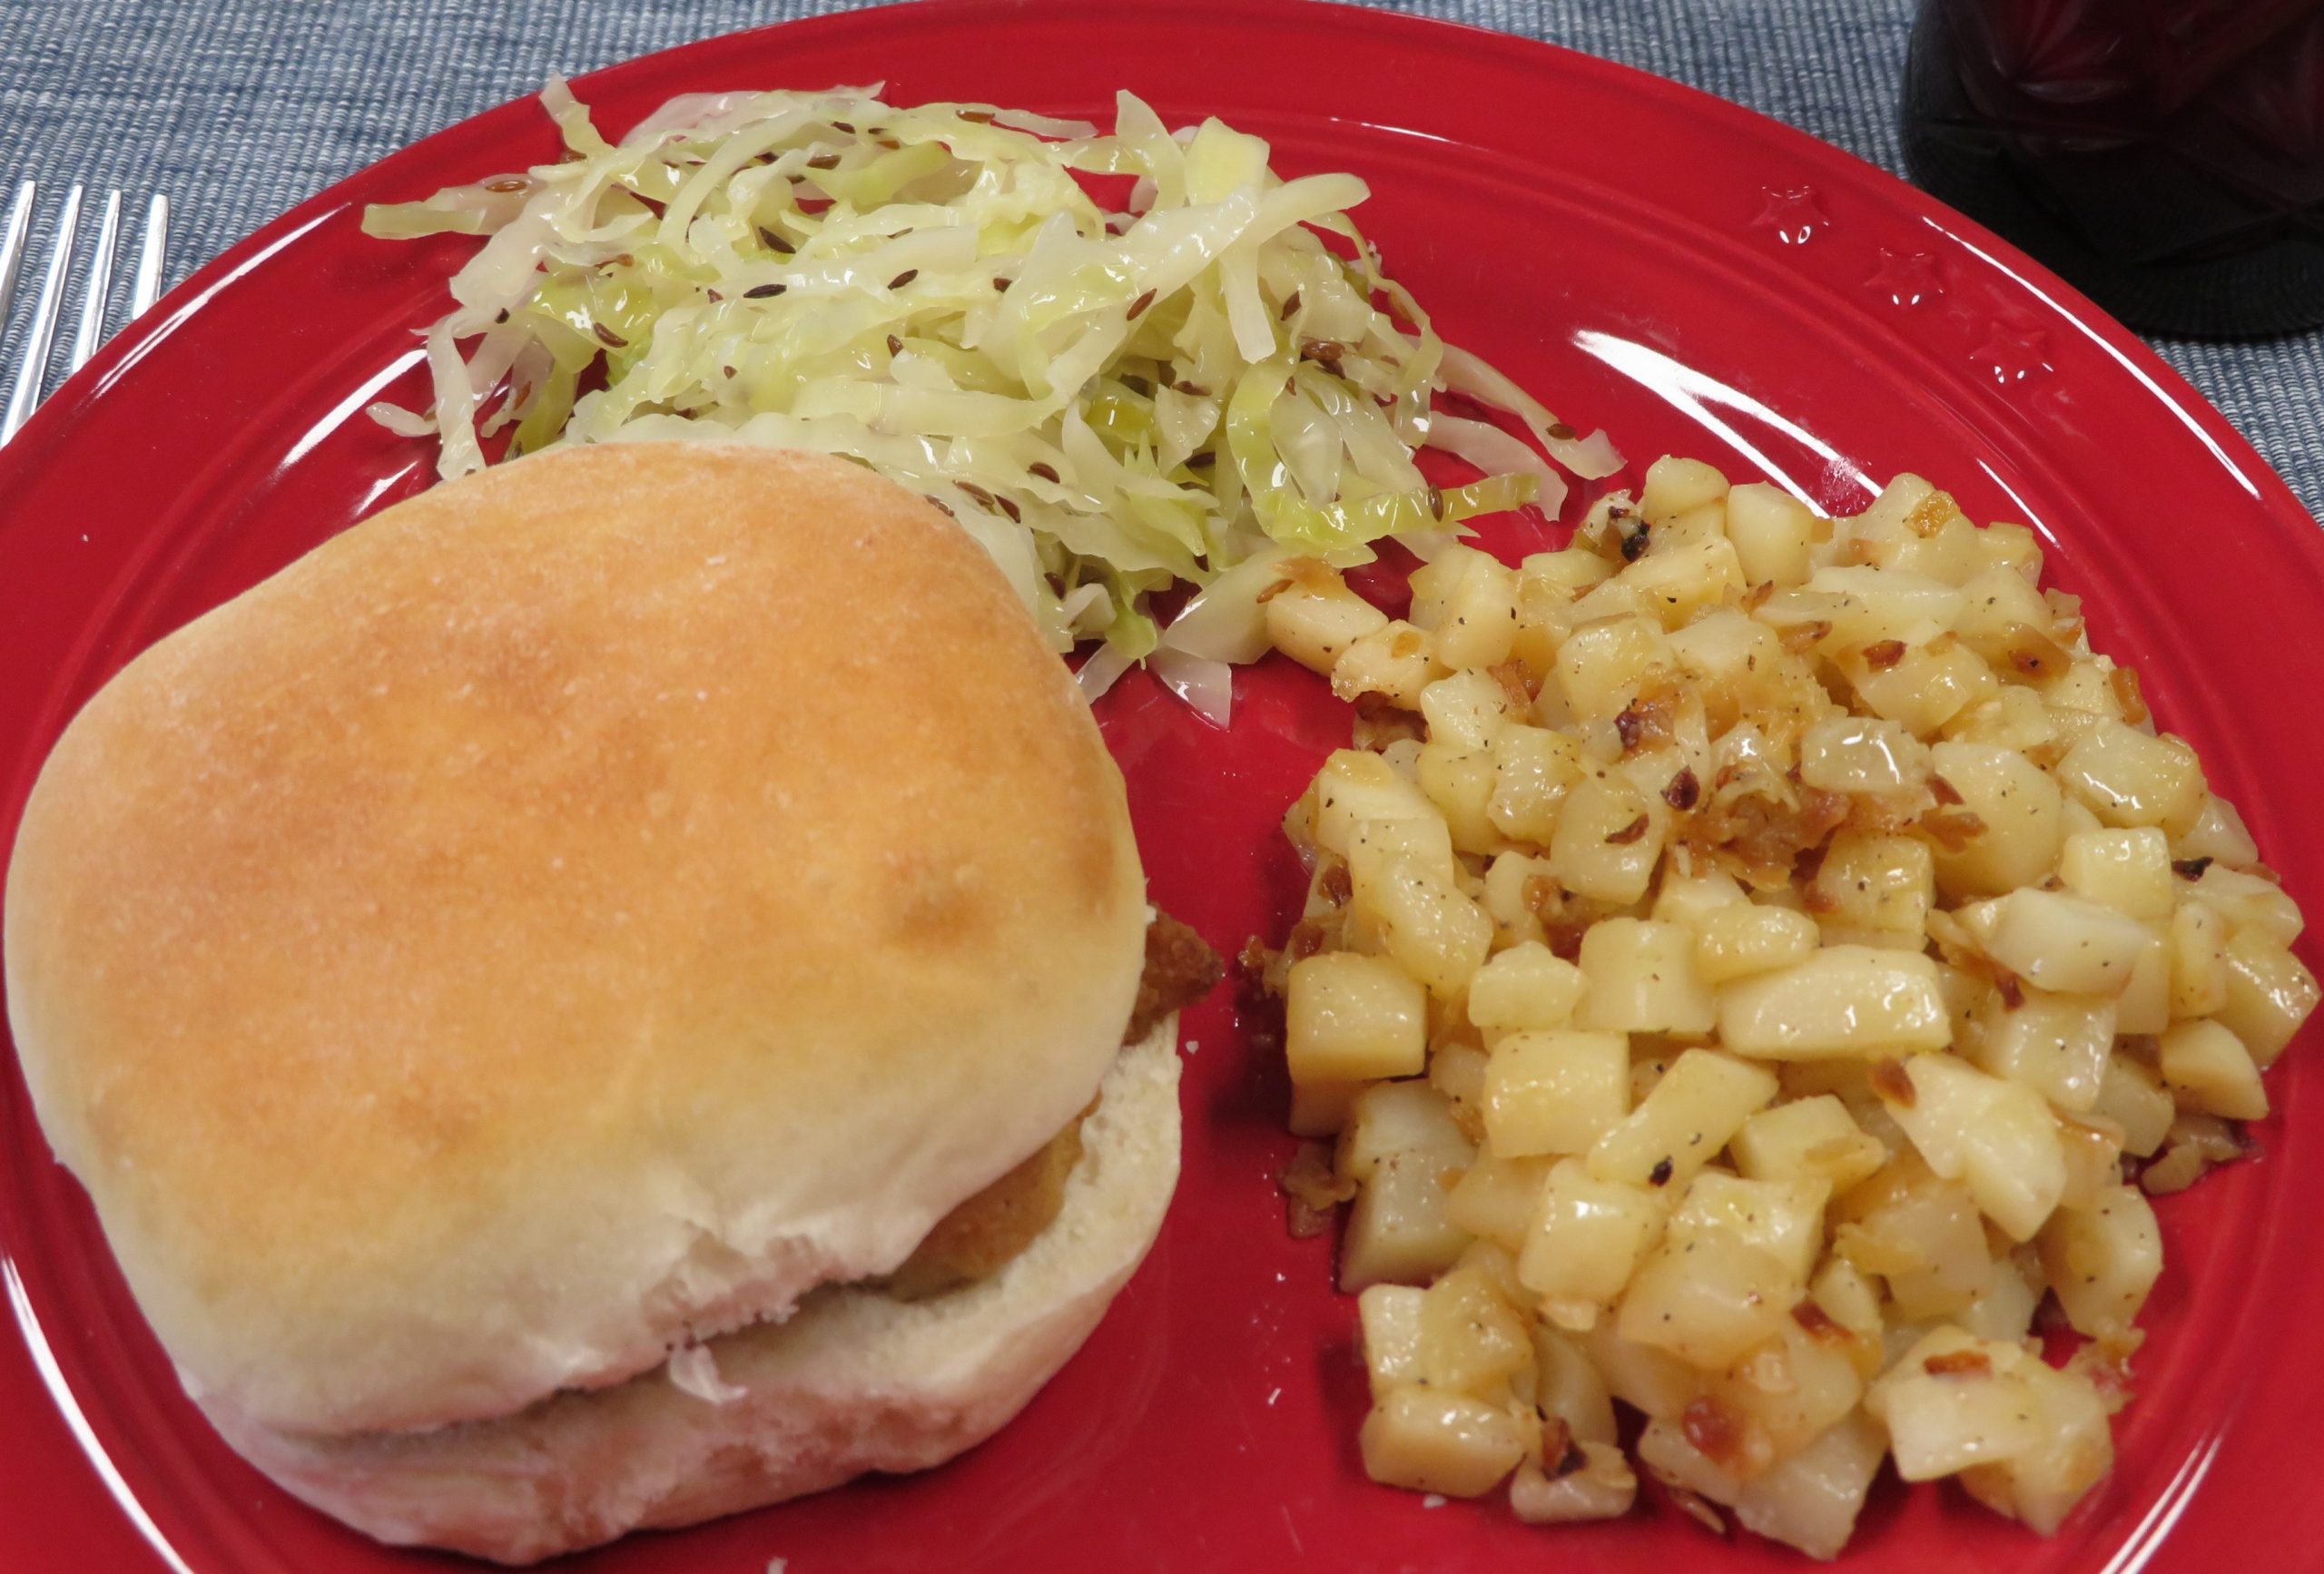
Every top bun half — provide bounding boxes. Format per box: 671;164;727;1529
3;442;1147;1440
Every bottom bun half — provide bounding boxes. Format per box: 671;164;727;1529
207;1023;1184;1565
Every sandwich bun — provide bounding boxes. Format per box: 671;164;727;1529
3;441;1175;1559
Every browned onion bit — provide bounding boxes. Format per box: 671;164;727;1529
1869;1057;1916;1107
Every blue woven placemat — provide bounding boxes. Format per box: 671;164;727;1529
3;0;2318;514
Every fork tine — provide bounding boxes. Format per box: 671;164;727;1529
67;191;124;373
0;181;34;330
129;192;169;320
2;183;84;444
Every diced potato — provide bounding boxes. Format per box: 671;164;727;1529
1804;565;1966;649
1519;1159;1667;1323
2054;1116;2124;1213
1508;1443;1637;1524
1950;564;2058;667
1419;668;1517;752
1808;1255;1886;1364
1557;615;1674;724
1832;1153;1995;1319
1639;455;1729;522
1724;482;1817;589
1620;532;1745;631
2055;720;2207;834
1486;723;1586;845
1573;919;1716;1036
1732;1095;1887;1195
1956;1249;2045;1344
2156;1018;2268;1120
1313;750;1438;858
1718;947;1952;1059
1981;888;2156;999
1546;772;1663;907
2115;934;2171;1035
1589;1048;1779;1190
1360;1385;1526;1497
1339;1079;1473;1184
1287;952;1428;1084
1720;1315;1867;1461
1650;869;1748;930
2168;900;2230;1020
1478;855;1552;953
1484;1029;1629;1158
2091;1056;2175;1158
2174;792;2260;868
1617;1232;1798;1371
1691;904;1820;986
1732;1411;1887;1560
1333;618;1444;710
1670;1170;1832;1282
2215;927;2320;1069
1445;1150;1551;1253
1866;1328;2046;1480
1426;551;1521;670
2041;658;2127;723
1845;637;1998;736
1667;610;1796;730
1347;813;1457;895
1925;741;2064;898
1532;1324;1619;1445
1265;568;1390;673
2060;827;2173;920
1367;864;1494;999
1415;741;1502;855
2191;862;2305;948
1358;1284;1426;1399
1467;941;1588;1034
1941;684;2058;754
1409;544;1493;628
1881;1053;2067;1242
1957;1360;2114;1535
1809;832;1934;946
1966;989;2115;1113
1636;1415;1748;1506
1415;1264;1533;1400
1343;1162;1476;1294
1976;518;2043;579
1577;1319;1705;1419
1797;714;1931;795
1429;1042;1490;1132
2038;1184;2161;1339
1512;554;1606;671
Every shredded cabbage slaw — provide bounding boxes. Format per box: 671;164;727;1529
364;82;1620;719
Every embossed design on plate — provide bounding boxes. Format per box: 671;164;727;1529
1866;247;1945;307
1751;183;1827;245
1972;321;2054;387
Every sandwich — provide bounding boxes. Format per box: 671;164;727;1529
2;441;1216;1563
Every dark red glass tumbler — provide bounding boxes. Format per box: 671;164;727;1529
1902;0;2324;337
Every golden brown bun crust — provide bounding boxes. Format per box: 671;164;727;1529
3;443;1147;1439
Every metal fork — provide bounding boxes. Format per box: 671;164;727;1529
0;181;171;445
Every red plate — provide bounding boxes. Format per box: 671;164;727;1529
2;2;2319;1569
